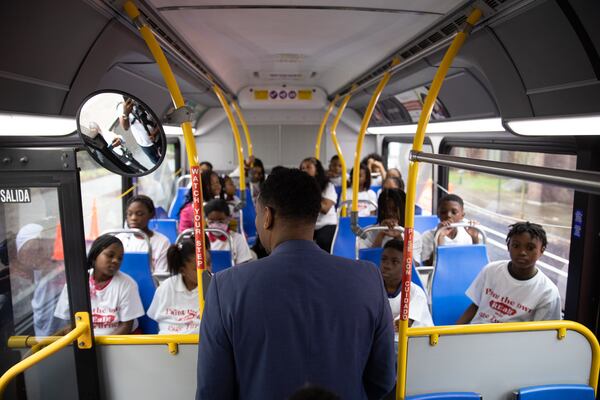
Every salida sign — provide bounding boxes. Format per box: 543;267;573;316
0;188;31;203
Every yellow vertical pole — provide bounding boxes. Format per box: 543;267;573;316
351;58;400;213
329;91;353;216
123;1;208;315
396;9;482;399
315;96;339;160
213;86;246;196
231;100;254;158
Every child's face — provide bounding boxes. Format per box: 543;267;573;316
126;201;153;230
250;166;264;183
300;161;317;177
382;199;400;224
508;232;545;271
224;179;236;196
210;174;222;197
329;159;341;176
206;210;229;225
181;257;198;286
380;247;403;286
437;200;464;223
359;168;367;188
94;243;123;278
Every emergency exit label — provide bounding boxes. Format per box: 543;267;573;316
0;188;31;203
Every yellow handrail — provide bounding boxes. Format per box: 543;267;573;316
314;96;339;160
329;91;353;216
123;1;208;315
231;100;253;158
407;320;599;395
397;9;482;399
213;86;246;202
351;58;400;214
0;312;92;397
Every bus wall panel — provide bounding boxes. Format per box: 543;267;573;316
529;82;600;117
436;72;499;120
568;0;600;61
0;0;108;115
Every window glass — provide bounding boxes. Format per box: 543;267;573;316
136;142;177;213
0;187;78;399
77;151;123;235
448;147;575;308
386;141;433;215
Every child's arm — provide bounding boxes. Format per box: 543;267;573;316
456;303;478;324
465;220;481;244
320;197;335;214
111;320;134;335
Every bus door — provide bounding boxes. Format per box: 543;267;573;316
0;147;99;400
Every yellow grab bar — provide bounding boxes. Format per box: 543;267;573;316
123;0;208;315
231;100;253;158
329;91;353;216
351;58;400;215
213;86;246;203
314;96;339;160
0;312;92;396
397;9;482;400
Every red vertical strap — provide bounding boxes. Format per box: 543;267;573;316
191;165;206;271
400;227;414;321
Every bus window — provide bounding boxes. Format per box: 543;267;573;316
136;142;177;213
386;141;433;215
447;147;576;308
77;151;123;237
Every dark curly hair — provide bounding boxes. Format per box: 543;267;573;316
300;157;330;192
506;221;547;249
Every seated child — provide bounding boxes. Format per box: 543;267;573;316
223;175;241;230
359;189;423;264
420;193;480;265
205;199;253;264
348;163;377;216
376;175;405;198
380;239;432;327
148;239;212;334
457;222;561;324
327;155;347;187
54;234;144;335
179;170;224;233
117;195;170;275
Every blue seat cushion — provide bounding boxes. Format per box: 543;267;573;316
514;384;594;400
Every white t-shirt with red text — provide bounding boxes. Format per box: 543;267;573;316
349;190;377;217
388;282;433;327
147;274;200;334
54;270;144;335
420;224;474;264
466;260;561;324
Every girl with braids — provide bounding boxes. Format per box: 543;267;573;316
117;195;170;275
300;158;338;252
147;239;212;334
54;234;144;335
457;221;561;324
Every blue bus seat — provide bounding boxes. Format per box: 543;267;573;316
407;393;481;400
168;187;189;219
370;185;382;194
238;188;257;246
414;215;439;233
334;185;342;207
210;250;233;274
331;216;377;258
431;244;489;326
148;219;178;244
358;247;425;290
154;206;168;219
119;252;158;334
415;204;423;215
513;384;594;400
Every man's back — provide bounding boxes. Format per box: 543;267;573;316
197;240;395;400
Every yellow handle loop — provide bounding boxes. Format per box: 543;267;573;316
315;96;339;160
231;100;253;158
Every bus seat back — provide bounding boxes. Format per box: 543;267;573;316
431;244;488;326
120;252;158;334
240;188;257;246
210;250;233;273
331;216;377;258
167;187;188;219
148;219;178;243
514;384;594;400
414;215;440;233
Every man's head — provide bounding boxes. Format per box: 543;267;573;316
255;168;321;252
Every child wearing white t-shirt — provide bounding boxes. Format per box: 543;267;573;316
348;163;377;216
457;222;561;324
421;194;480;265
54;235;144;335
205;199;253;264
117;195;170;275
148;239;211;334
380;240;432;328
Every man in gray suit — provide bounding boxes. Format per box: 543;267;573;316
197;168;395;399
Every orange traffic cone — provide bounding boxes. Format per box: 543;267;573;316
52;223;64;261
87;198;99;241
